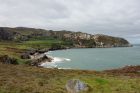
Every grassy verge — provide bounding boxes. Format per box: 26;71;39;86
0;64;139;93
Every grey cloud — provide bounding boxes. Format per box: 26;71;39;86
0;0;140;43
122;34;140;44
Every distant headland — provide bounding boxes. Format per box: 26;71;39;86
0;27;132;49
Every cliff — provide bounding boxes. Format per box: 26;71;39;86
0;27;131;48
93;34;131;47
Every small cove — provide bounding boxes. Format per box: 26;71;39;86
42;45;140;71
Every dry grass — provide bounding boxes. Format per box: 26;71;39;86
0;64;140;93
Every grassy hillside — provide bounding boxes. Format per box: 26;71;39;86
0;64;140;93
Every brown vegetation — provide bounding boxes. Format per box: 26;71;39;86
104;65;140;77
0;64;140;93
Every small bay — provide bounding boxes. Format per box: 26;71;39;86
46;45;140;71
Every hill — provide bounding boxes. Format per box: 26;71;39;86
0;27;131;48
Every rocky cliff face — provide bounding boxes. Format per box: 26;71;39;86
93;34;131;47
0;27;131;48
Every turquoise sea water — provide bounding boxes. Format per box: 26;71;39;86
46;45;140;71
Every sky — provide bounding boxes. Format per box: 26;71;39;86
0;0;140;44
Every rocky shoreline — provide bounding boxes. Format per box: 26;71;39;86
20;45;134;67
0;54;139;77
0;51;140;77
20;48;53;66
0;45;138;74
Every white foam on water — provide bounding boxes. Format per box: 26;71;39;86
40;62;57;68
40;54;71;68
52;57;71;63
58;67;71;69
52;57;64;63
65;58;71;61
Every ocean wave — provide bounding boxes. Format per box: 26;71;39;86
40;55;71;68
65;58;71;61
40;62;57;68
51;57;71;63
58;67;71;69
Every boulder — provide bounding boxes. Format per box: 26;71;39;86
66;79;90;93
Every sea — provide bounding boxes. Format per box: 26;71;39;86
41;45;140;71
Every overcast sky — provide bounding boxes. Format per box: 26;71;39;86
0;0;140;44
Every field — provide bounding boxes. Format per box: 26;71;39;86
0;64;140;93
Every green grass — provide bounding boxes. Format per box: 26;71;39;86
0;39;61;53
23;40;63;48
0;64;139;93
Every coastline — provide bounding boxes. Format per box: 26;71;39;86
26;44;135;71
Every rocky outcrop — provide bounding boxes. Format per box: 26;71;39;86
20;48;49;59
0;55;18;65
20;49;37;59
29;55;53;66
20;48;52;66
66;79;91;93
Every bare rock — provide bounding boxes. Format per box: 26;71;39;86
29;55;53;66
66;79;90;93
